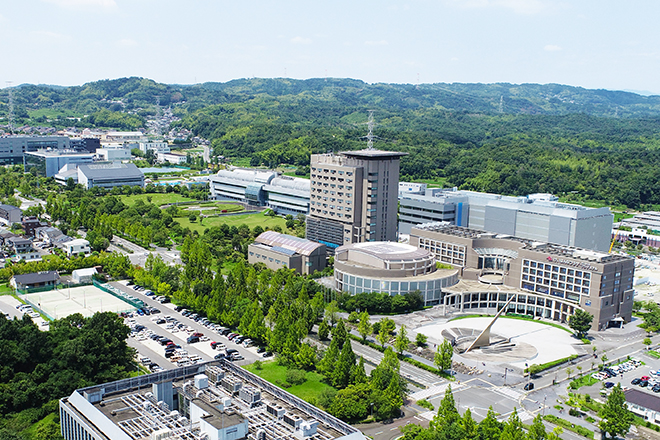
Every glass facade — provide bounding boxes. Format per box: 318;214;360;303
335;269;458;306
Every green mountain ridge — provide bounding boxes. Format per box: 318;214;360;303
3;77;660;118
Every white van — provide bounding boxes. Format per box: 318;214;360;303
242;339;253;348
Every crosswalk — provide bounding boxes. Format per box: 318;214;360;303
494;386;523;401
410;383;463;400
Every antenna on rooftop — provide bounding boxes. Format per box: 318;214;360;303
6;81;14;134
365;110;376;150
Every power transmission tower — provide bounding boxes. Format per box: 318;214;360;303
499;95;504;114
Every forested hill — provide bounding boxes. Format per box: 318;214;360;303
3;77;660;117
4;77;660;209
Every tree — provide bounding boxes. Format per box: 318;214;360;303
318;320;330;340
332;341;356;388
295;343;317;371
377;325;389;348
435;339;453;372
394;325;410;355
569;309;593;339
188;212;197;222
477;406;503;440
527;414;547;440
500;408;524;440
566;367;573;379
599;384;634;439
416;333;428;347
644;337;652;350
331;320;348;349
357;311;372;342
325;301;340;326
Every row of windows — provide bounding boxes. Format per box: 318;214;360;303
248;251;288;267
312;181;354;191
523;260;592;279
522;268;590;286
311;167;352;176
310;201;353;212
310;194;352;204
310;207;351;219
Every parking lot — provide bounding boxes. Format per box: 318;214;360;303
113;281;267;373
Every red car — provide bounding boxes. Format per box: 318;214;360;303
192;332;204;338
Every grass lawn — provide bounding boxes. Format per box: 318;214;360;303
244;361;335;404
119;193;196;206
177;212;288;233
0;283;13;295
569;375;599;390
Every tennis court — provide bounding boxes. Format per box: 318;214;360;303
22;284;137;319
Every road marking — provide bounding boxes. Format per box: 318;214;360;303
390;427;399;431
374;432;383;435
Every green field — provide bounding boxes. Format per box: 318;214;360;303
244;361;335;404
177;212;288;233
119;193;196;206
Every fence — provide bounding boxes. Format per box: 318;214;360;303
20;294;55;321
93;280;144;309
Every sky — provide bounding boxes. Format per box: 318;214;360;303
2;0;660;94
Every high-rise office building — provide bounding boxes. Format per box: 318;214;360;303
306;149;406;251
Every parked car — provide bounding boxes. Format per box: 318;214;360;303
604;382;615;389
523;382;534;391
263;351;273;358
632;378;642;385
187;336;200;344
257;347;266;353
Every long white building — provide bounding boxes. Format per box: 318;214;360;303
209;168;310;216
399;187;613;252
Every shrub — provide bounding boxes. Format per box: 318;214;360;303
417;399;434;411
285;369;306;386
347;312;359;323
568;408;581;417
253;360;263;370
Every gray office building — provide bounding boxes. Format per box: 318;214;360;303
306;149;406;251
25;150;95;177
399;188;613;252
0;135;70;165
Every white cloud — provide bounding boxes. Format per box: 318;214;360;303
365;40;389;46
544;44;562;52
290;36;312;45
42;0;116;9
118;38;138;47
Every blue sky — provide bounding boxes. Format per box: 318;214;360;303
2;0;660;94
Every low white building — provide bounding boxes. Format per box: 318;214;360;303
625;388;660;423
157;152;187;165
62;239;91;257
97;144;132;161
71;267;97;284
139;141;170;154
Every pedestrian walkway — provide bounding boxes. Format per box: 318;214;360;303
494;386;523;401
410;383;463;401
